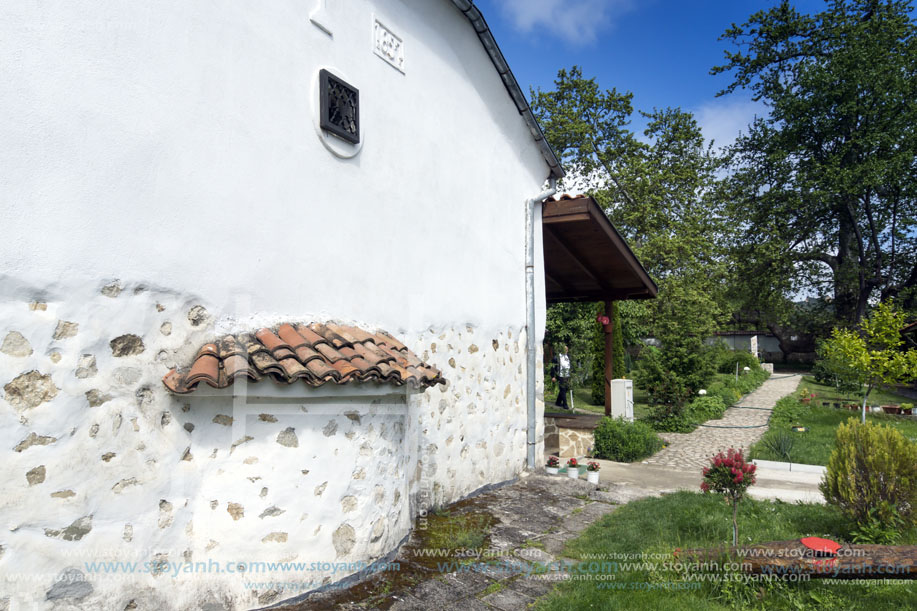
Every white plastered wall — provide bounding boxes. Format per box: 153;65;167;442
0;1;552;608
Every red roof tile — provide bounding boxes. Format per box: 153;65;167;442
163;323;445;394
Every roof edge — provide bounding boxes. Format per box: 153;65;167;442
450;0;564;180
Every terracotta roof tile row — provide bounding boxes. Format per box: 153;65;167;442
163;323;445;394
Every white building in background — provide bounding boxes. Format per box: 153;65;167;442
0;1;565;609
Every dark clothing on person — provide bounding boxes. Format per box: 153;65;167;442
551;352;572;409
555;376;570;408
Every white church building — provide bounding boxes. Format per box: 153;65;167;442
0;2;654;609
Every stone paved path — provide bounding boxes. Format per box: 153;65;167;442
270;475;661;611
643;374;801;472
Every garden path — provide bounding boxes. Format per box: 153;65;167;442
642;374;802;472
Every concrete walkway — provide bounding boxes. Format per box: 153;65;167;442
591;458;826;505
643;374;802;471
270;475;662;611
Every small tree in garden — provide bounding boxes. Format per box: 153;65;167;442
822;301;917;423
701;448;757;546
820;420;917;540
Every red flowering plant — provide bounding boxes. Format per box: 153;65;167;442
566;457;578;468
586;461;600;472
546;456;560;468
701;448;757;546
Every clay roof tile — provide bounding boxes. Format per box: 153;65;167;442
294;324;327;347
162;322;444;395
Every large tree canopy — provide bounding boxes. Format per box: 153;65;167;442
532;69;731;409
715;0;917;324
531;68;731;345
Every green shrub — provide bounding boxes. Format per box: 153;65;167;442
687;395;727;421
850;504;905;544
634;341;716;412
819;420;917;532
717;350;760;374
769;396;807;426
648;411;694;433
592;417;663;462
707;382;741;407
705;368;769;407
760;431;795;462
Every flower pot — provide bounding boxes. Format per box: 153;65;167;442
567;467;579;479
902;407;913;415
587;471;599;484
545;467;559;475
882;405;901;415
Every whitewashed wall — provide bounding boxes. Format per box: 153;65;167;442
0;1;551;609
0;0;548;330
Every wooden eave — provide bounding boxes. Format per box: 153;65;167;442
542;196;657;303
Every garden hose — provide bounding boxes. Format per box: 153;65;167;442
695;423;770;429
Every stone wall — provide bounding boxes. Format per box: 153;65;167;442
407;325;535;512
542;417;594;459
0;280;537;610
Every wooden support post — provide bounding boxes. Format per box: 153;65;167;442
604;300;613;417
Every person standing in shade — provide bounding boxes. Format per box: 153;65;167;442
551;344;571;410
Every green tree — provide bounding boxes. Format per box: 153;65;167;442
532;69;730;414
544;301;595;389
715;0;917;324
822;300;917;422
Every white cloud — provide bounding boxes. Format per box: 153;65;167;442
498;0;635;45
693;96;766;150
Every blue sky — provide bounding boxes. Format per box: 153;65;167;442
473;0;830;148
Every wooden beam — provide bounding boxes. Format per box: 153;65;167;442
544;226;614;292
545;271;576;297
677;540;917;579
546;289;655;304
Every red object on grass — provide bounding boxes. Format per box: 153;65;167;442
800;537;841;556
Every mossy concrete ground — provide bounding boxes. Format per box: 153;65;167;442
269;474;661;610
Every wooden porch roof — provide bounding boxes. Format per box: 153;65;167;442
542;195;657;303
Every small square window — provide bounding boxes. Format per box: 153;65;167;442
319;69;360;144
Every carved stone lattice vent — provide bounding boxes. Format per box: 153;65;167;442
319;69;359;144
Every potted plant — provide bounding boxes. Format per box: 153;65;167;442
901;403;913;415
586;461;600;484
881;404;901;415
545;455;560;475
566;457;579;479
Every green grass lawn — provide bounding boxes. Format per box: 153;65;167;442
568;373;761;422
535;491;916;610
569;385;652;421
798;374;915;408
750;377;917;466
